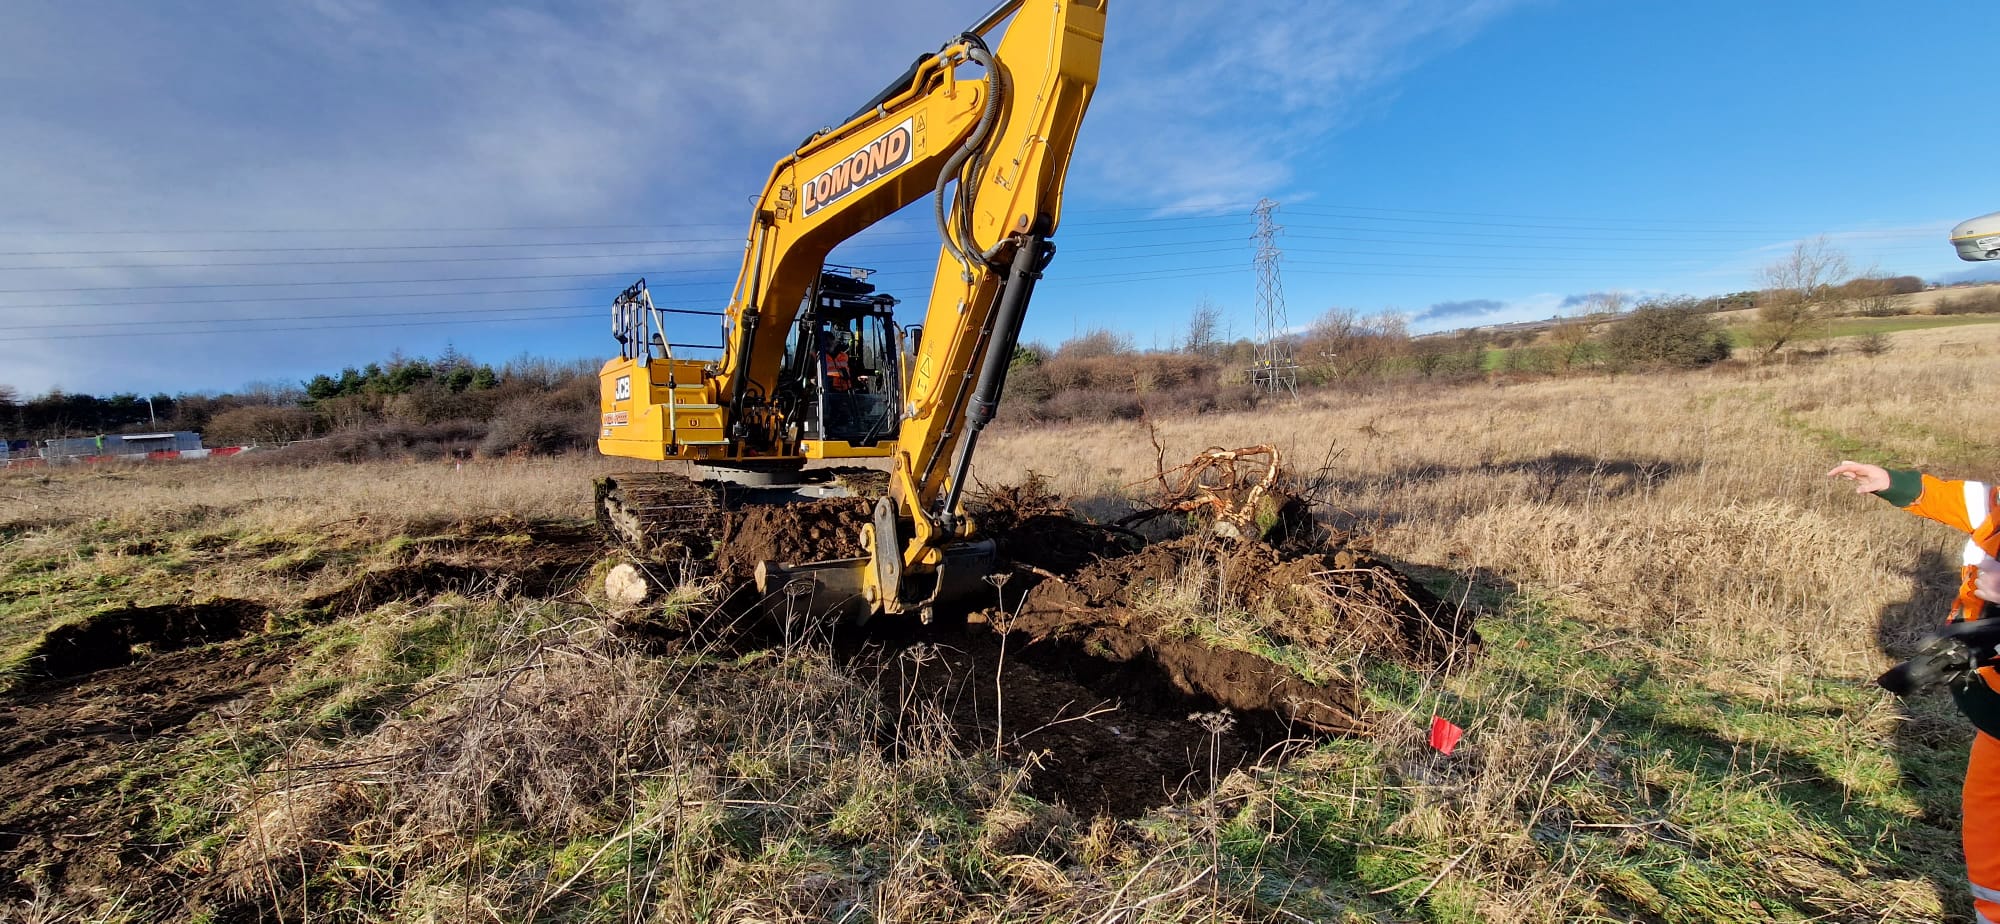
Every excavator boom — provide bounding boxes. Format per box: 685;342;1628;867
596;1;1106;618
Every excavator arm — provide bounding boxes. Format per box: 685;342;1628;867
715;1;1103;462
598;0;1105;618
729;0;1106;615
872;0;1106;610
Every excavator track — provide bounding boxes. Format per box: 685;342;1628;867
595;467;888;569
595;472;727;565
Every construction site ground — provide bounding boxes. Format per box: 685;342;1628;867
1;329;1990;924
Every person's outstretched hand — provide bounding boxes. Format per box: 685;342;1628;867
1827;460;1892;494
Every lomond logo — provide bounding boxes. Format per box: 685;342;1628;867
802;119;913;217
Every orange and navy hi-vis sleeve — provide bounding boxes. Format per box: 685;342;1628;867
1878;469;2000;624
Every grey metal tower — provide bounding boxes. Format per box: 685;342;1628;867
1249;198;1298;396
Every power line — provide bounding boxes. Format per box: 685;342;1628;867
0;302;604;331
0;285;598;311
0;312;605;343
0;199;1908;238
0;270;723;295
0;249;750;272
0;220;1254;271
0;217;1934;274
0;211;1248;247
0;237;745;257
1281;206;1865;235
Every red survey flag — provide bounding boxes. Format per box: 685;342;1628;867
1429;715;1463;755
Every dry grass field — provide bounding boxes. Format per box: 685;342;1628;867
1;321;1996;922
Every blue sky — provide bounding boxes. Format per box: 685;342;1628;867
3;1;1996;395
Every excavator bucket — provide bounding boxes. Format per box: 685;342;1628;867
755;556;871;619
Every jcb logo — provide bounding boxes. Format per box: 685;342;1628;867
613;376;632;401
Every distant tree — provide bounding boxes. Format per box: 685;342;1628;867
206;405;317;446
1301;307;1408;380
1855;331;1891;357
1550;291;1624;372
1752;238;1849;361
1847;274;1902;318
236;380;303;407
1056;328;1132;359
1183;298;1223;357
383;359;435;394
501;354;597;390
1604;297;1733;371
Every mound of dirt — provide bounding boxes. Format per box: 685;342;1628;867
972;480;1142;575
304;518;601;615
713;497;873;579
997;532;1476;734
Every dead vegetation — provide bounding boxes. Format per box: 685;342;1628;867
3;321;1997;921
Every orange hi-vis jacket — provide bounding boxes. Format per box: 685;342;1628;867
823;351;852;392
1877;469;2000;924
1879;469;2000;629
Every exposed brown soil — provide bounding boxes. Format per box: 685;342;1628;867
679;482;1476;817
0;516;605;912
301;557;579;615
972;480;1142;575
23;599;266;681
995;532;1473;734
714;496;873;579
858;626;1289;818
846;530;1476;816
304;519;600;615
827;488;1478;817
1017;533;1469;664
0;629;295;913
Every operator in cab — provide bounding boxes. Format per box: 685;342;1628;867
820;332;854;393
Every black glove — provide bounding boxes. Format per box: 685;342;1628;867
1879;619;2000;737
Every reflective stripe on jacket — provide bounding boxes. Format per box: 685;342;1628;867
1880;469;2000;624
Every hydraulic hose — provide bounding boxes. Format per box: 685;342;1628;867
934;234;1053;532
933;37;1004;277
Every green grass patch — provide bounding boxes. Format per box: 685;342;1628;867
1242;579;1960;921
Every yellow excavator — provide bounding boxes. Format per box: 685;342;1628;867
595;0;1106;619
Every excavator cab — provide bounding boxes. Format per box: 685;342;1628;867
781;266;902;453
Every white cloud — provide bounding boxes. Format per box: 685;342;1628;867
1080;0;1524;209
0;1;1530;394
0;0;981;393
